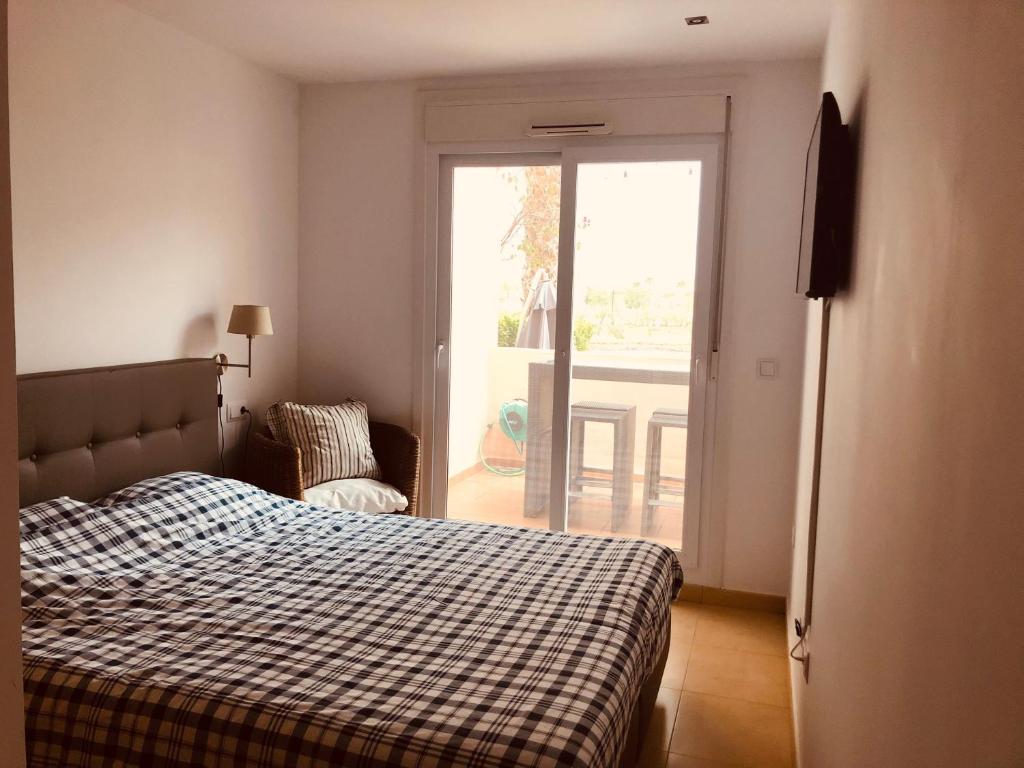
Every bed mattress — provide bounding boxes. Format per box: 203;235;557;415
21;472;681;767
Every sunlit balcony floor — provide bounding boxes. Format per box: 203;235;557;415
445;467;683;550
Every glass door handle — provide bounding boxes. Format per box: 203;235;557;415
435;341;447;368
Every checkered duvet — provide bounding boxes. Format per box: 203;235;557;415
22;472;681;767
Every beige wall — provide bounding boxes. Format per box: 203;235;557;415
788;1;1024;765
8;0;300;465
0;1;26;761
710;60;818;595
297;81;418;427
298;60;819;595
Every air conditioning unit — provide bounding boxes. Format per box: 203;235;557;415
525;121;612;137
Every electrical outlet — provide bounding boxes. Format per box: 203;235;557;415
225;401;248;422
757;358;779;378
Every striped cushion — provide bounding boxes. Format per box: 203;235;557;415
265;401;287;442
279;401;381;487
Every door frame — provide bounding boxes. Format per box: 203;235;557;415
551;143;720;566
420;135;725;572
430;151;561;521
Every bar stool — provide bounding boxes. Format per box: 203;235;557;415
642;408;688;536
568;401;636;531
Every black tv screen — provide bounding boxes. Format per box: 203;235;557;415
796;92;851;299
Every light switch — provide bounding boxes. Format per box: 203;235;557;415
757;358;778;378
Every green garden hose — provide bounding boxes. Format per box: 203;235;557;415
479;399;528;476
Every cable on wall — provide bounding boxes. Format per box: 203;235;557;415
803;297;832;627
216;375;226;477
795;297;832;680
790;632;810;664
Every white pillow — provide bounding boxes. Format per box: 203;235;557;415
304;478;408;514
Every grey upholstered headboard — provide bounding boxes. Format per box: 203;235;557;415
17;358;220;508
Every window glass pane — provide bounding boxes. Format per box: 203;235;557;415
445;165;561;529
565;160;701;548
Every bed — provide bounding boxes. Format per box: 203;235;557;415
18;359;682;767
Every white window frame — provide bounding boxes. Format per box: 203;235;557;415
420;134;726;574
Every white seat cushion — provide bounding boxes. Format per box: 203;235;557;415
304;478;408;514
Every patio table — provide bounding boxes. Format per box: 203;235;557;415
524;359;690;519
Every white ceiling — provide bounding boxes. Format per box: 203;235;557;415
119;0;829;83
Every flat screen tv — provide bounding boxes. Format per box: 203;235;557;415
796;92;852;299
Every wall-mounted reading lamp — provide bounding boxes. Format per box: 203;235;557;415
215;304;273;378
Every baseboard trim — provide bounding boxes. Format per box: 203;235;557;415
677;584;786;615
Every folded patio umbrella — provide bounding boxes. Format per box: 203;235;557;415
516;274;557;349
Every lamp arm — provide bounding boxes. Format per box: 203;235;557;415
214;335;255;377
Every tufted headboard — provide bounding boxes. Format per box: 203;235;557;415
17;358;220;508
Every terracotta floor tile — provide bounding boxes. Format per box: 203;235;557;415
641;687;682;756
660;632;693;690
445;473;682;548
638;749;669;768
683;645;790;708
665;753;740;767
692;606;787;657
634;753;667;768
670;692;793;768
671;601;701;640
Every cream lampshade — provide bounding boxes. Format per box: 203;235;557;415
217;305;273;378
227;305;274;337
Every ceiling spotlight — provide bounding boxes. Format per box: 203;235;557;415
685;15;710;25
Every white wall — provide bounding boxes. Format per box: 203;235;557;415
299;60;819;595
0;1;26;762
788;1;1024;765
710;61;819;595
298;82;417;427
9;0;299;466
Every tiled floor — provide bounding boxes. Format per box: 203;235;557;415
639;601;794;768
446;468;683;549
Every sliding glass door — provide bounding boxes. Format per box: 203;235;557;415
433;144;719;566
436;155;561;532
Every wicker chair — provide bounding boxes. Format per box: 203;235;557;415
245;421;421;516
